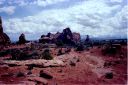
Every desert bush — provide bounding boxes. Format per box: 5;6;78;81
76;44;84;51
16;72;25;77
56;40;64;46
57;49;63;56
0;50;10;57
104;61;112;67
105;72;113;79
41;49;53;60
11;49;21;60
65;48;71;53
11;49;35;60
30;51;39;59
27;64;35;70
102;44;120;55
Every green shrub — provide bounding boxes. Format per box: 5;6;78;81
0;51;8;57
0;49;11;57
56;40;64;46
41;49;53;60
57;49;63;56
16;72;25;77
76;44;84;51
11;49;33;60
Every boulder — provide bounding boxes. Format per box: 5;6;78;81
69;56;79;66
105;72;113;79
27;77;48;85
0;16;10;46
40;70;53;79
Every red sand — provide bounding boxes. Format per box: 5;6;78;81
0;45;127;85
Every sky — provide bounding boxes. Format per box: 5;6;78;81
0;0;127;41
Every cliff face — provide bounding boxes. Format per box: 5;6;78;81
0;17;10;45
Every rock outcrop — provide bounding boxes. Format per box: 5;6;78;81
72;32;81;44
3;59;65;67
85;35;90;42
39;32;54;43
57;27;73;44
0;17;10;45
39;27;80;45
18;33;27;44
27;77;48;85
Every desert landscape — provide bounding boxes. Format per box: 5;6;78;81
0;16;127;85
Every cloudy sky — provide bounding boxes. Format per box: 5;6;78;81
0;0;127;41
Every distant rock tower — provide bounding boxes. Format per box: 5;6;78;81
0;16;11;45
85;35;90;42
0;17;3;33
18;33;27;44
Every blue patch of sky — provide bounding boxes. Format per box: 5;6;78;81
1;0;84;19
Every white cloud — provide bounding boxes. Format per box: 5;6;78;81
36;0;68;7
0;6;16;15
108;6;128;29
3;0;127;39
2;0;68;7
110;0;123;3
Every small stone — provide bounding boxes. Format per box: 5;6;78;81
27;71;32;75
70;61;76;66
40;70;53;79
58;69;62;73
105;72;113;79
16;72;25;77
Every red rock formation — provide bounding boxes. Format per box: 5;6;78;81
39;27;81;45
57;27;80;45
18;33;27;44
0;16;10;45
72;32;80;44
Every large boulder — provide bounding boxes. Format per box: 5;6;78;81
0;16;11;46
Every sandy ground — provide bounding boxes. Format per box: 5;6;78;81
0;46;127;85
